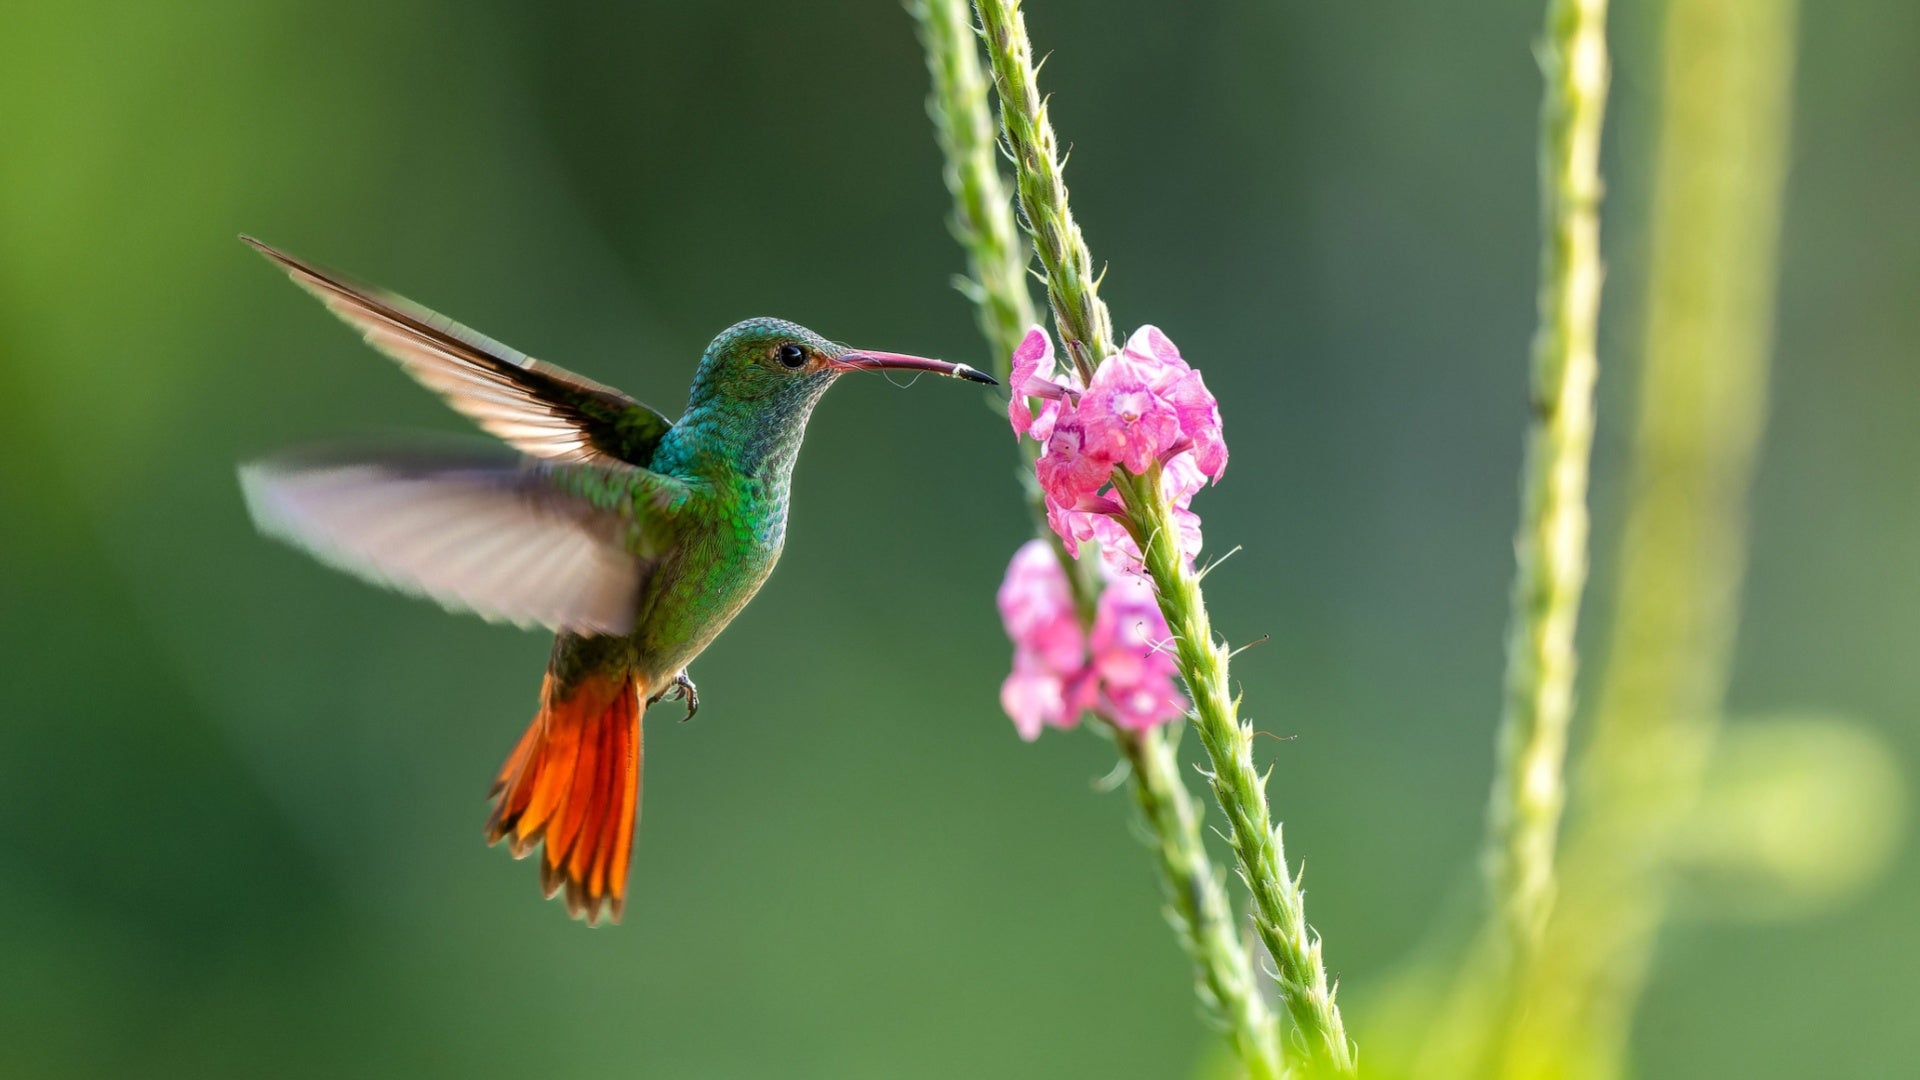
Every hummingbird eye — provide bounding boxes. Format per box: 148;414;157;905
775;343;808;370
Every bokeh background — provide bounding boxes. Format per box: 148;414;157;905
2;1;1915;1077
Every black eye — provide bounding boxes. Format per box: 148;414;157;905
776;343;808;369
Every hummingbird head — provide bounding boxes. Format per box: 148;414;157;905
676;318;995;478
688;317;996;411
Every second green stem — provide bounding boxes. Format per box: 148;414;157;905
1483;0;1610;962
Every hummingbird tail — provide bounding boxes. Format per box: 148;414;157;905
484;668;642;925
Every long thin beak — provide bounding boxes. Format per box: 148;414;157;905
831;349;998;386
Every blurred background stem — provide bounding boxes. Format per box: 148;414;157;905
910;2;1282;1076
906;0;1100;618
1500;1;1799;1076
1482;0;1609;966
969;0;1356;1072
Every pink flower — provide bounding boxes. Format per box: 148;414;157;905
1118;326;1227;481
1125;325;1187;376
1090;575;1186;731
996;540;1090;740
1085;513;1146;577
1044;497;1098;560
996;542;1189;739
1070;467;1206;577
1076;348;1185;474
1008;324;1226;574
997;540;1069;633
1103;678;1190;732
1161;451;1208;502
997;539;1080;667
1008;326;1083;442
1090;575;1175;681
1165;370;1227;479
1035;419;1114;523
1002;655;1081;740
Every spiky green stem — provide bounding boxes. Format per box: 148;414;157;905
912;4;1282;1076
1116;726;1285;1080
1501;2;1797;1076
1482;0;1610;963
1116;468;1350;1076
969;0;1111;385
972;1;1355;1073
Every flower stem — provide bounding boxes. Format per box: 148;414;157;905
912;4;1283;1076
1115;725;1285;1080
907;0;1100;619
1118;469;1353;1076
971;1;1356;1072
909;0;1035;371
1481;0;1610;962
1502;1;1797;1075
968;0;1112;383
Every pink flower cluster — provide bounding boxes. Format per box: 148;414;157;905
996;540;1188;740
1009;326;1226;574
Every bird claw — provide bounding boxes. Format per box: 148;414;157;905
647;670;699;722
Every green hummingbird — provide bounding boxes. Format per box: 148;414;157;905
237;236;994;924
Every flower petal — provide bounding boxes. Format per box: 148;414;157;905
1002;662;1066;741
997;539;1075;641
1079;351;1185;474
1036;422;1116;518
1007;326;1055;439
1123;325;1190;388
1165;369;1227;479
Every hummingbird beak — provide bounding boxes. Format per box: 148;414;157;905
830;349;999;386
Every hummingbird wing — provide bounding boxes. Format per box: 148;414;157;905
239;449;684;636
243;236;673;467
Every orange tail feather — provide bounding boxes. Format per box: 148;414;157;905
486;670;643;925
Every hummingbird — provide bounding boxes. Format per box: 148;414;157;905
237;236;994;924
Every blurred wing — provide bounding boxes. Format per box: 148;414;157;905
243;236;674;466
240;452;676;636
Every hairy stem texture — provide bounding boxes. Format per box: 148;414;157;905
1483;0;1611;963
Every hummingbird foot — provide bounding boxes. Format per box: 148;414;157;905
648;670;699;722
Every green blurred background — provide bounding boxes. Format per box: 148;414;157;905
2;1;1914;1076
